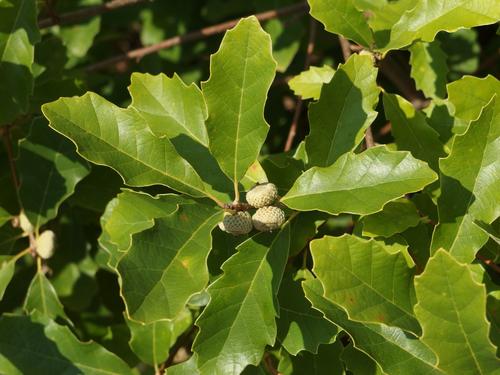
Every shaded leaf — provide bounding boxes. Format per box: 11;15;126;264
0;0;40;125
202;16;276;183
23;271;70;323
277;273;338;355
0;259;15;300
431;97;499;262
303;279;442;375
282;147;437;215
414;250;499;374
118;203;222;323
306;54;379;167
17;118;90;230
0;315;132;374
278;341;344;375
193;224;291;374
361;198;421;238
311;235;420;333
341;343;384;375
383;93;446;171
288;65;335;100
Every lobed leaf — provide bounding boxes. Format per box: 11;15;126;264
282;146;437;215
409;40;448;99
288;65;335;100
193;224;291;374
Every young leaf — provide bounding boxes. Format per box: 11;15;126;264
42;93;222;201
118;203;222;323
0;315;132;374
414;250;499;374
431;97;499;262
17;118;90;230
311;235;420;333
361;198;421;238
305;54;380;167
383;0;500;51
23;271;70;323
129;72;208;145
0;0;40;125
308;0;373;47
303;279;443;375
409;41;448;99
193;224;291;374
383;93;446;171
288;65;335;100
281;147;437;215
447;75;500;121
202;16;276;185
277;273;338;355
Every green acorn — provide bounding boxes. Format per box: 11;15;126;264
252;206;286;232
245;183;278;208
219;211;253;235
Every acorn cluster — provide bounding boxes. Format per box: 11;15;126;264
219;183;286;236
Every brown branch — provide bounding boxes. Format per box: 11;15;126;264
0;126;20;190
38;0;149;28
284;18;317;152
378;56;428;109
85;2;309;73
338;36;352;61
364;127;375;148
477;254;500;274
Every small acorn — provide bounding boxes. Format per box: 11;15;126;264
252;206;285;232
19;211;33;234
219;211;253;235
36;230;56;259
245;183;278;208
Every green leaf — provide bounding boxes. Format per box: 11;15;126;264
414;250;499;374
99;191;187;270
361;198;421;238
431;96;499;262
0;259;15;300
23;271;70;323
438;29;480;78
383;93;446;171
193;224;291;374
0;315;133;374
282;147;437;215
311;235;419;333
0;207;10;227
17;118;90;230
277;273;338;355
341;343;384;375
128;308;192;366
302;279;442;375
265;18;303;73
202;16;276;183
118;202;222;323
308;0;373;47
0;0;40;125
305;54;379;167
409;40;448;99
278;341;344;375
288;65;335;100
42;93;221;201
129;72;208;145
382;0;500;51
447;75;500;122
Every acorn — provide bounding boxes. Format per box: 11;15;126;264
218;211;253;235
245;183;278;208
252;206;286;232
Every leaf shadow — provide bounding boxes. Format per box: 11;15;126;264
438;174;476;223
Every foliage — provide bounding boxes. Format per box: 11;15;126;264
0;0;499;373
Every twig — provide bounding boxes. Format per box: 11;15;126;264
38;0;150;28
263;352;280;375
0;126;20;190
364;127;375;148
477;254;500;274
338;36;352;61
284;18;317;152
85;2;309;72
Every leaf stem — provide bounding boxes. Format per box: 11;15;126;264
233;180;240;203
85;2;309;72
12;247;32;263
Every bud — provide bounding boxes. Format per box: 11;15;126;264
36;230;56;259
245;183;278;208
219;211;253;236
19;211;33;234
252;206;286;232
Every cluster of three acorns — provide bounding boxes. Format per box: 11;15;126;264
218;183;286;235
